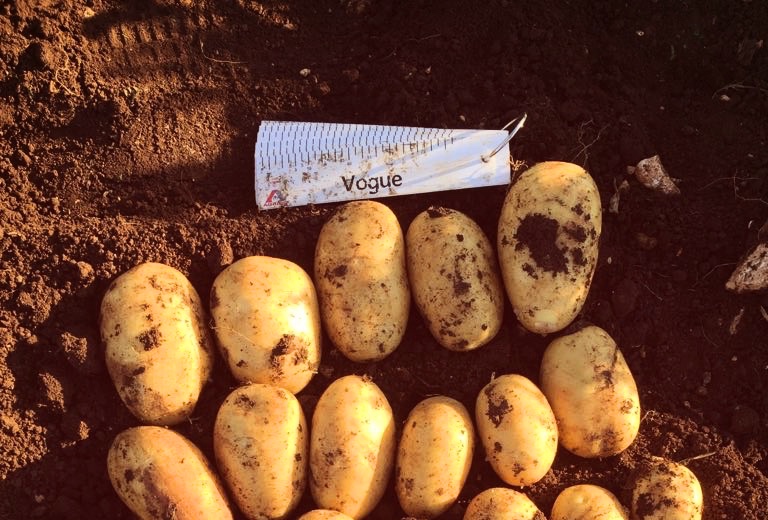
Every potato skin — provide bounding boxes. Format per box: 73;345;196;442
297;510;354;520
107;426;232;520
100;262;214;425
630;459;703;520
497;161;602;334
475;374;558;486
406;207;504;351
540;325;640;458
210;256;321;394
395;396;475;518
309;375;395;519
551;484;629;520
314;201;410;362
463;488;544;520
214;383;307;520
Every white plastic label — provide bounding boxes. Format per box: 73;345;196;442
254;121;512;209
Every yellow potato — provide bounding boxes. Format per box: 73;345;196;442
107;426;232;520
99;262;214;426
463;488;544;519
475;374;558;486
551;484;628;520
497;161;602;334
210;256;321;394
309;375;395;519
540;325;640;458
395;396;474;518
406;207;504;351
314;201;410;362
630;459;703;520
297;510;354;520
214;383;307;520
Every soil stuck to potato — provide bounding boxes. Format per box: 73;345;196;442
0;1;767;519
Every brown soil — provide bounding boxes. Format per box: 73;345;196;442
1;1;767;519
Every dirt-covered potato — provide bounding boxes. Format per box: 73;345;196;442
297;510;354;520
213;383;307;520
309;375;395;519
463;487;544;519
314;200;410;362
395;396;474;518
107;426;232;520
210;256;321;394
540;325;640;458
100;262;214;426
497;161;602;334
629;459;703;520
475;374;558;486
551;484;628;520
406;207;504;351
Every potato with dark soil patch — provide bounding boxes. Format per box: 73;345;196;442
629;459;703;520
210;256;321;394
100;262;214;426
498;161;601;334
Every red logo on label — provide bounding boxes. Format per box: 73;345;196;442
264;189;288;207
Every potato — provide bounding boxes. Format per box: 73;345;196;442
497;161;602;334
297;511;354;520
406;207;504;351
395;396;474;518
629;459;703;520
107;426;232;520
475;374;558;486
214;383;307;520
540;325;640;458
463;487;544;520
314;201;410;362
100;262;214;425
210;256;321;394
551;484;628;520
309;375;395;519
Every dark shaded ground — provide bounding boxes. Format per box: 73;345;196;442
0;0;767;518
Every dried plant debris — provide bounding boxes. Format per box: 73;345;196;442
726;242;768;293
628;155;681;195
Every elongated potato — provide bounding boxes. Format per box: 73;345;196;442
406;207;504;351
107;426;232;520
314;201;410;362
630;459;703;520
297;510;354;520
463;488;544;520
551;484;628;520
310;375;395;519
214;383;307;520
475;374;558;486
498;161;602;334
540;326;640;458
100;262;214;425
210;256;321;394
396;396;474;518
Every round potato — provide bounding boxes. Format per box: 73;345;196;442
310;375;395;519
314;201;410;362
463;487;544;519
297;510;354;520
214;383;307;520
406;207;504;351
629;459;703;520
100;262;214;425
497;161;602;334
475;374;558;486
395;396;474;518
107;426;232;520
551;484;628;520
540;325;640;458
210;256;321;394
